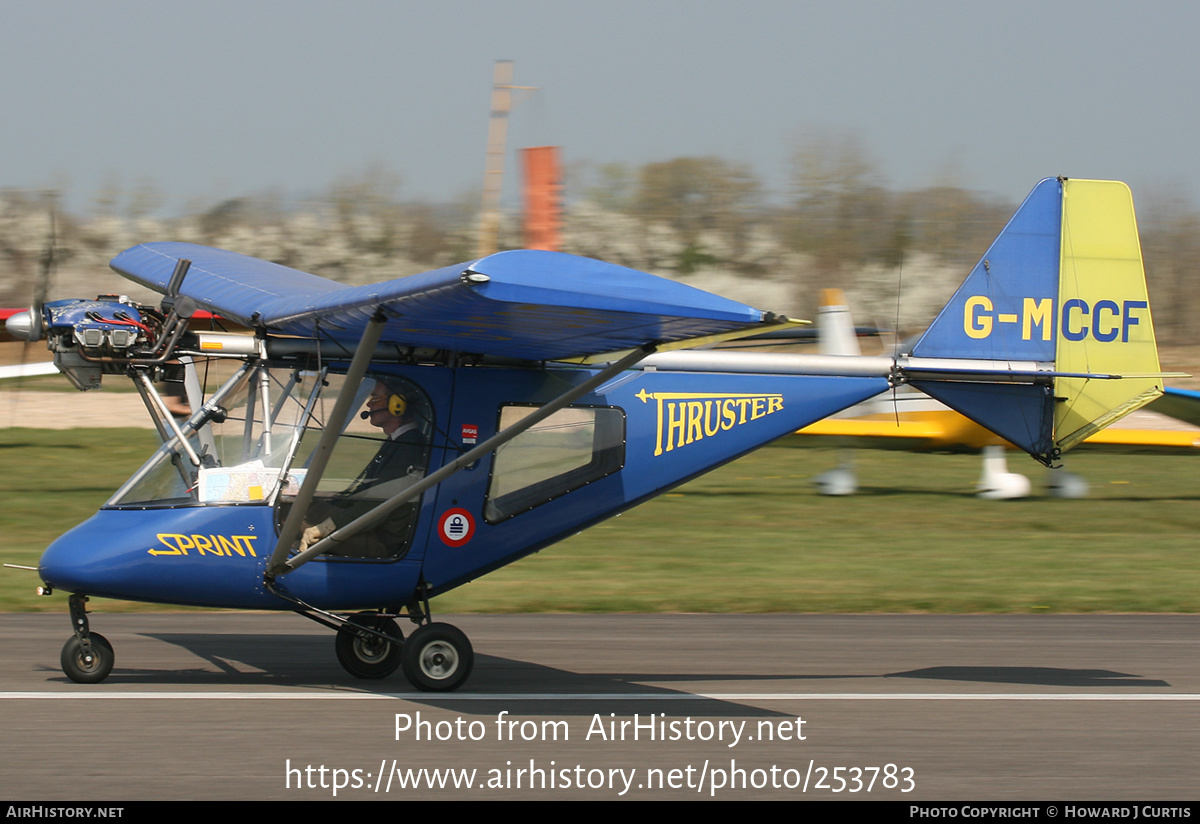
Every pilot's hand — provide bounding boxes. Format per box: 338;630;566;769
299;518;337;553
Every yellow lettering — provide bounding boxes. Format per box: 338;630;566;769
964;295;993;339
685;401;704;445
651;393;788;457
721;399;737;431
654;395;666;456
666;402;686;453
192;534;220;556
149;533;258;558
703;400;720;437
1023;297;1053;341
149;533;193;556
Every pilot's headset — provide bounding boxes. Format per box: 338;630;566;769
363;375;433;439
366;378;408;419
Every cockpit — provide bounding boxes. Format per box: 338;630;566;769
106;363;434;560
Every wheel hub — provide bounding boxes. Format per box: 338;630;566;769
420;642;458;679
354;634;389;663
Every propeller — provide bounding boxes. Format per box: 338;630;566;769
30;193;56;340
1;195;58;427
5;192;56;344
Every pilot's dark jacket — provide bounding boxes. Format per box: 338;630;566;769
312;422;430;558
346;422;428;496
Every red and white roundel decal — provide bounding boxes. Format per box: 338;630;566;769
438;508;475;547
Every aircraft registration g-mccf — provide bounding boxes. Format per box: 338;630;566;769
4;177;1170;690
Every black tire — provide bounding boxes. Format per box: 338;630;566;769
401;623;474;692
335;615;403;679
61;633;114;684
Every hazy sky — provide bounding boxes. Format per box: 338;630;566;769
3;1;1197;213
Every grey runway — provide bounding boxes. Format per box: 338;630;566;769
1;613;1196;799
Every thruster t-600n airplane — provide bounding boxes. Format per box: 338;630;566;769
5;178;1169;690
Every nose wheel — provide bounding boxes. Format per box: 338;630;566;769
61;632;114;684
61;594;114;684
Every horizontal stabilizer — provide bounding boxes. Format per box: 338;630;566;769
911;381;1053;456
1148;387;1200;428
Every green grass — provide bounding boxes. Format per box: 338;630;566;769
439;440;1200;613
0;428;162;611
2;427;1198;613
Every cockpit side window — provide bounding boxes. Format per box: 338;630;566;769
484;404;625;524
277;374;434;561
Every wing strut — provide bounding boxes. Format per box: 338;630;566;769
271;343;658;577
267;311;389;578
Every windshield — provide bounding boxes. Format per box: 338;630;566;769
108;365;331;507
107;367;434;512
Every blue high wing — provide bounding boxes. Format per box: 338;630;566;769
111;243;771;360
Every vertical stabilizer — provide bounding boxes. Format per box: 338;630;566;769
817;288;861;356
912;178;1061;362
909;178;1162;463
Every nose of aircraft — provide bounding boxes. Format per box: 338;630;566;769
36;506;279;609
5;309;39;341
38;521;118;596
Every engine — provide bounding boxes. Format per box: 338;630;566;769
7;296;165;390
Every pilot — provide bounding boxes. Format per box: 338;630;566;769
299;378;429;557
349;380;428;495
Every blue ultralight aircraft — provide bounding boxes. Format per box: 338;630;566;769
4;177;1170;690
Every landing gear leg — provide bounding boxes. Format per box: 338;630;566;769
272;581;475;690
61;594;114;684
400;583;474;692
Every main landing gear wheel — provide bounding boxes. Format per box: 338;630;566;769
61;632;114;684
401;623;473;692
335;615;404;679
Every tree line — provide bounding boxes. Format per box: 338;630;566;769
2;148;1196;341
